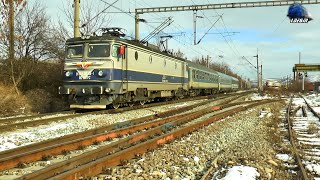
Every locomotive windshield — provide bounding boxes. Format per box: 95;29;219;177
88;44;110;57
66;44;83;59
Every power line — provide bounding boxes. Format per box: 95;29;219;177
82;0;120;28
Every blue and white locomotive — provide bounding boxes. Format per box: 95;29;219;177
59;28;239;109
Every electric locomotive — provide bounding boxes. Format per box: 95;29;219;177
59;28;239;109
59;28;188;109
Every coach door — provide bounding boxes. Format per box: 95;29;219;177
113;44;128;93
181;62;185;88
120;45;128;93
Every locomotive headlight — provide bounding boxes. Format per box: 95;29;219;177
65;71;71;77
98;70;104;77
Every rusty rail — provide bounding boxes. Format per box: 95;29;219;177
300;95;320;120
291;106;301;116
0;94;244;171
0;111;74;125
22;99;279;179
0;92;250;132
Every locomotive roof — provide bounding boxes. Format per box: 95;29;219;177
66;34;187;62
66;34;238;80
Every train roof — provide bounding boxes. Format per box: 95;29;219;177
66;34;187;62
66;33;238;81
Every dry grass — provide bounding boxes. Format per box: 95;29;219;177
307;122;319;134
0;84;29;116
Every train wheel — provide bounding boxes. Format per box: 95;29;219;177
128;102;134;107
112;103;120;109
139;100;146;105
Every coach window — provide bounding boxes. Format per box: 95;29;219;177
149;55;152;63
192;70;195;78
67;44;83;59
164;59;166;67
88;44;110;57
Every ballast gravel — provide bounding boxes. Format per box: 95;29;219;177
102;101;293;180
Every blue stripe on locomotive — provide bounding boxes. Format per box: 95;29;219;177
64;69;188;84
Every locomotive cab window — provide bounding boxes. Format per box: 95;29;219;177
66;45;83;59
88;44;110;58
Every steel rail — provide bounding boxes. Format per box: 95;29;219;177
291;106;302;116
22;99;280;179
300;95;320;120
20;105;224;179
0;94;244;171
287;96;309;180
0;110;75;125
0;92;250;132
0;92;248;160
0;94;213;132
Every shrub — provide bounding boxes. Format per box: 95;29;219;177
0;84;29;116
25;89;67;113
307;122;319;134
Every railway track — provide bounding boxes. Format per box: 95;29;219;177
286;97;309;180
0;92;250;132
0;97;277;179
283;95;320;180
0;93;245;171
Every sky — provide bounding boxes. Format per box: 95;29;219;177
30;0;320;82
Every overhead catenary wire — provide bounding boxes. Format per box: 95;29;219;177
133;0;223;56
82;0;120;28
196;15;221;44
99;0;207;57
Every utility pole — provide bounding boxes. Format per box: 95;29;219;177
8;0;14;60
74;0;80;38
193;11;204;45
193;10;197;45
253;49;260;93
302;72;305;92
299;51;301;64
260;63;263;91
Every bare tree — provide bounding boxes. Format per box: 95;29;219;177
0;1;66;96
15;2;63;60
60;0;112;37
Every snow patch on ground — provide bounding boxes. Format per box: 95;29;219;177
216;166;260;180
250;93;272;101
305;163;320;176
276;154;293;162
